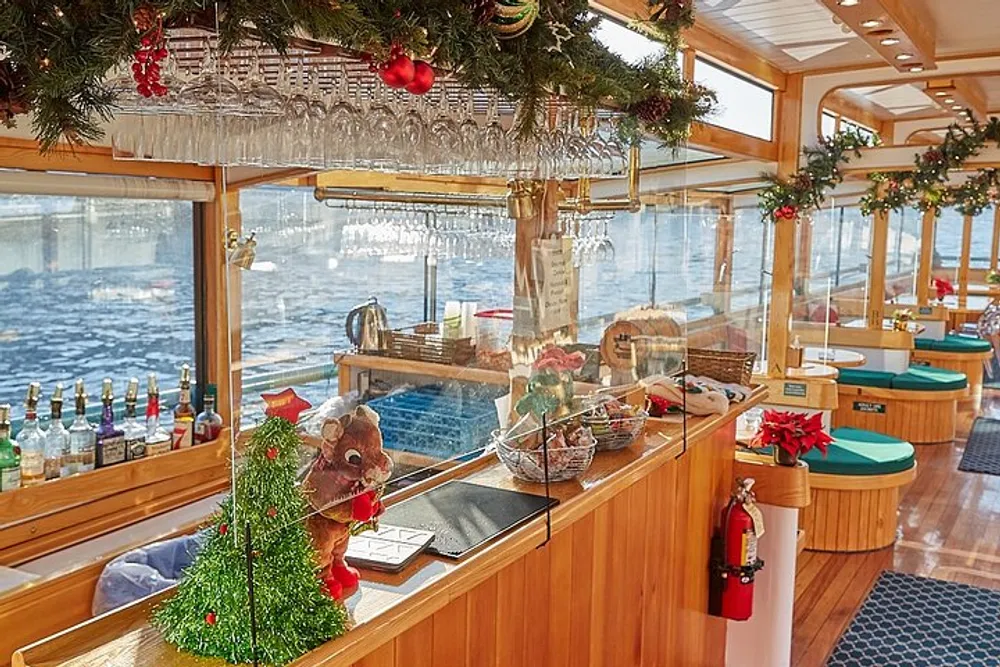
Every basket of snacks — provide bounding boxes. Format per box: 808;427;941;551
686;348;756;385
582;397;648;451
494;422;596;483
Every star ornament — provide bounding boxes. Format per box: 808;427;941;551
261;388;311;424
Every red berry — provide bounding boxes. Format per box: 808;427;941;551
141;36;152;47
218;523;228;535
147;63;160;76
135;50;148;63
131;62;142;74
138;85;152;98
267;506;277;518
152;84;167;97
205;612;217;626
155;48;168;60
393;9;401;18
266;447;279;460
368;64;378;73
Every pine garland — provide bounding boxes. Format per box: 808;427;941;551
154;417;347;666
757;128;874;222
0;0;712;150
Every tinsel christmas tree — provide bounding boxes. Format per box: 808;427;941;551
154;397;347;666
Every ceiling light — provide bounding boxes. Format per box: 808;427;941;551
838;0;860;6
934;91;948;97
880;37;901;46
952;105;963;110
944;97;955;103
895;53;914;61
861;19;882;28
909;66;924;73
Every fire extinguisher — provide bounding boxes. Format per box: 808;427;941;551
710;477;764;621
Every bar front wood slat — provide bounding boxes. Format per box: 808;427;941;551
14;389;766;667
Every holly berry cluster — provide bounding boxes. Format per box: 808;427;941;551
131;6;169;98
367;42;436;96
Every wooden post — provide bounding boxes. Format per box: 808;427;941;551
202;170;241;430
916;207;936;306
712;198;734;314
794;213;812;295
767;73;803;378
959;213;973;306
991;206;1000;270
867;203;890;330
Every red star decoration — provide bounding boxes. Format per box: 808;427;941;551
261;388;311;424
205;612;217;626
266;447;279;460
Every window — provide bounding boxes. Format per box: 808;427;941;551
591;15;667;66
694;58;774;140
0;194;195;421
821;112;837;139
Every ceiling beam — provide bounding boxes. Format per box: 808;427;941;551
840;145;1000;175
818;0;936;74
592;159;773;198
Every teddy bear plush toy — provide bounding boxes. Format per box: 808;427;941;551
301;404;393;600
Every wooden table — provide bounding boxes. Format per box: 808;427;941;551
786;362;839;380
14;390;768;667
803;347;866;368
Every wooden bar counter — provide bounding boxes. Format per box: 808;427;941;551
14;387;766;667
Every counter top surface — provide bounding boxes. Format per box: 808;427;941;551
14;387;766;667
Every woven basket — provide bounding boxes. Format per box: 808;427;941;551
382;329;474;366
686;348;756;385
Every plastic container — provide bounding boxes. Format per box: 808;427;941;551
474;308;513;370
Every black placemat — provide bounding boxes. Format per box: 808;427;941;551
958;417;1000;475
380;480;557;559
827;571;1000;666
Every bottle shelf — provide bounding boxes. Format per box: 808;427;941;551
0;434;231;566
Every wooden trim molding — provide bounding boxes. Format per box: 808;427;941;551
0;138;213;181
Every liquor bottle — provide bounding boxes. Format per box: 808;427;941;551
122;378;146;461
172;364;195;450
44;383;69;480
194;383;223;445
0;405;20;492
145;373;172;457
67;379;95;474
95;379;126;468
18;382;45;486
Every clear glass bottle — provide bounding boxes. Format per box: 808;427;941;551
194;383;223;444
145;373;172;457
18;382;45;486
122;377;146;461
95;378;126;468
44;383;69;480
0;405;20;492
67;379;95;474
172;364;195;449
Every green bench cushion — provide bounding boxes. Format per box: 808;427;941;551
836;368;896;388
802;427;915;476
929;335;992;353
915;338;935;351
891;365;968;391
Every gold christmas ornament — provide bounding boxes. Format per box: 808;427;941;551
490;0;540;39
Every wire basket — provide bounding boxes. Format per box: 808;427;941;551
493;427;596;483
382;328;475;366
686;348;756;385
582;410;648;451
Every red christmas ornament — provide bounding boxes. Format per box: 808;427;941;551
351;490;377;522
205;612;217;626
405;61;435;95
266;446;279;460
261;388;311;424
774;205;797;221
267;506;278;519
218;523;228;535
379;54;415;89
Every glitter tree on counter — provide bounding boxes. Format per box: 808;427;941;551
154;389;347;666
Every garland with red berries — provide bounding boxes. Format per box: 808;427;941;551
0;0;713;150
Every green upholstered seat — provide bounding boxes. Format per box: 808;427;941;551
914;338;935;351
836;368;896;388
891;365;968;391
929;335;992;353
801;427;915;476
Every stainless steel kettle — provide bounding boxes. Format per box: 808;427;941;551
346;296;389;353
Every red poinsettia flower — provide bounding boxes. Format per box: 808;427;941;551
932;277;955;301
750;409;831;458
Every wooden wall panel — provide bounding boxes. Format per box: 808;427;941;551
341;426;735;667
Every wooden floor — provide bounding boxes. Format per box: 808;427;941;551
792;389;1000;666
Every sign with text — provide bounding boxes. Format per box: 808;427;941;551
853;401;886;414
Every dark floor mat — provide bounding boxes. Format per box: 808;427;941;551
827;571;1000;666
958;418;1000;475
380;480;556;559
